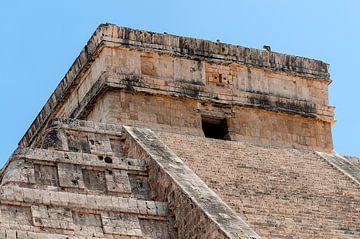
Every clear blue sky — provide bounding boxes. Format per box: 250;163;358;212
0;0;359;167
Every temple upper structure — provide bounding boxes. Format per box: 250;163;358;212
20;24;334;152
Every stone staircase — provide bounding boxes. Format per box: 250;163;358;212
157;131;360;239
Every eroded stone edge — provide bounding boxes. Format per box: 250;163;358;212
317;151;360;185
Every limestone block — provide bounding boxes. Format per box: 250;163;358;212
248;68;269;93
105;169;132;195
110;48;141;75
73;211;104;237
140;219;177;239
0;205;32;226
1;160;35;186
4;230;16;239
268;74;296;98
66;132;91;153
101;212;143;236
128;174;151;200
0;230;73;239
34;163;59;186
31;205;75;231
141;53;160;78
42;128;68;150
109;137;125;157
174;58;204;84
58;163;85;189
82;169;107;192
87;133;112;155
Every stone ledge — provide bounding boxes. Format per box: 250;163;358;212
0;185;168;218
317;151;360;185
0;148;146;185
0;229;80;239
68;72;334;123
100;24;329;80
104;73;334;122
344;155;360;168
47;118;124;136
11;148;146;172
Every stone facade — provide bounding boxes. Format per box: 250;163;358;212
1;24;357;238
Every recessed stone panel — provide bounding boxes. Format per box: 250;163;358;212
0;205;32;226
66;132;91;153
105;169;132;195
88;133;112;155
31;205;74;231
140;219;177;239
101;212;142;236
129;174;151;200
110;137;124;157
73;211;103;237
58;163;85;189
82;169;107;192
34;164;59;186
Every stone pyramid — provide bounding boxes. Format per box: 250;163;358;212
0;24;359;238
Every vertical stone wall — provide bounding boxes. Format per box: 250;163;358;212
87;91;203;136
87;91;332;151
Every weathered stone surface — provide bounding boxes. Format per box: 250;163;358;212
125;126;261;239
317;152;360;185
1;24;356;238
18;24;334;152
0;120;180;238
344;155;360;169
158;132;360;238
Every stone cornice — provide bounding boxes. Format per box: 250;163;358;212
101;24;329;80
73;73;334;123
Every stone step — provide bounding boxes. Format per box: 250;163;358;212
1;148;150;198
0;186;168;218
0;185;171;238
41;118;126;157
11;148;146;172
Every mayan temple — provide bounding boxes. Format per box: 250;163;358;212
0;23;359;239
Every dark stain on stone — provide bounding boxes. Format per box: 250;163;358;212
71;177;80;185
175;79;205;86
104;156;113;164
177;88;200;99
248;95;316;118
42;129;62;149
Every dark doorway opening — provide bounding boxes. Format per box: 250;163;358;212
201;116;230;140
